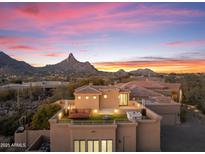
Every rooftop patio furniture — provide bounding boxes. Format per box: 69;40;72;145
69;109;91;119
127;111;142;122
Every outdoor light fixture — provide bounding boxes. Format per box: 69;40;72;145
78;96;81;99
104;95;108;99
58;112;63;119
93;96;97;99
86;96;89;99
93;109;98;113
114;109;119;114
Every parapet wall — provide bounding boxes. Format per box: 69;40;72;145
15;130;50;148
147;103;180;125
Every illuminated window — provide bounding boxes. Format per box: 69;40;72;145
103;95;108;99
88;141;93;152
93;96;97;99
119;93;128;106
74;141;79;152
94;140;99;152
87;140;99;152
107;140;112;152
85;96;89;99
74;140;86;152
74;140;112;152
78;96;81;100
80;141;86;152
101;140;113;152
101;140;107;152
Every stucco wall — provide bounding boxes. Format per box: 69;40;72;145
74;94;100;109
136;120;161;151
14;130;50;148
50;120;117;152
147;103;180;125
116;123;137;152
50;120;72;152
99;89;120;109
70;125;117;151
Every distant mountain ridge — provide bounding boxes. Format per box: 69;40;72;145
130;68;157;76
0;51;34;74
0;51;157;76
40;53;98;74
0;52;97;75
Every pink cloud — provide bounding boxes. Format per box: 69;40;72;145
41;53;65;57
8;45;36;51
0;3;204;35
165;39;205;47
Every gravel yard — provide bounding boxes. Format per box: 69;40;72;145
161;110;205;152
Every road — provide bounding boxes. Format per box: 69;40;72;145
161;106;205;152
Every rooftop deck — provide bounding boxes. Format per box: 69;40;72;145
58;113;130;124
50;105;152;125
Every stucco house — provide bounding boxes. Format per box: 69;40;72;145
15;84;178;152
48;85;162;152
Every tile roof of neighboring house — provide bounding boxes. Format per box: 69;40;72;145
129;86;162;98
74;85;129;94
75;85;102;94
116;80;178;104
117;79;181;91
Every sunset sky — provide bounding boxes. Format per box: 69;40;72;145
1;3;205;73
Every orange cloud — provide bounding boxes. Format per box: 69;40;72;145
93;60;205;73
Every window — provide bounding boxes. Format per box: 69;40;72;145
74;140;112;152
93;96;97;99
74;140;86;152
101;140;113;152
80;141;86;152
74;141;79;152
85;96;89;99
107;140;112;152
101;140;107;152
119;93;128;106
78;96;81;100
103;95;108;99
94;140;99;152
88;141;93;152
87;140;99;152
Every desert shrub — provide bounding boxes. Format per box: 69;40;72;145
0;115;19;136
32;104;61;129
0;89;16;102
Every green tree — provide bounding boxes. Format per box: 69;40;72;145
32;104;61;129
0;115;19;136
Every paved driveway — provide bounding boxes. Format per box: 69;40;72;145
161;110;205;152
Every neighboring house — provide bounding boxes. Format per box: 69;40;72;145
116;78;181;125
48;85;162;152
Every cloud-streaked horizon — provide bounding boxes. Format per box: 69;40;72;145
1;3;205;73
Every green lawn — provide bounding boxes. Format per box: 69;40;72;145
59;113;128;124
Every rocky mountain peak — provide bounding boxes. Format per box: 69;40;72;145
67;53;78;63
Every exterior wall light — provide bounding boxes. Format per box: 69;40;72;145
58;112;63;120
86;96;89;99
78;96;81;100
93;109;98;113
93;96;97;99
114;109;119;114
104;95;108;99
